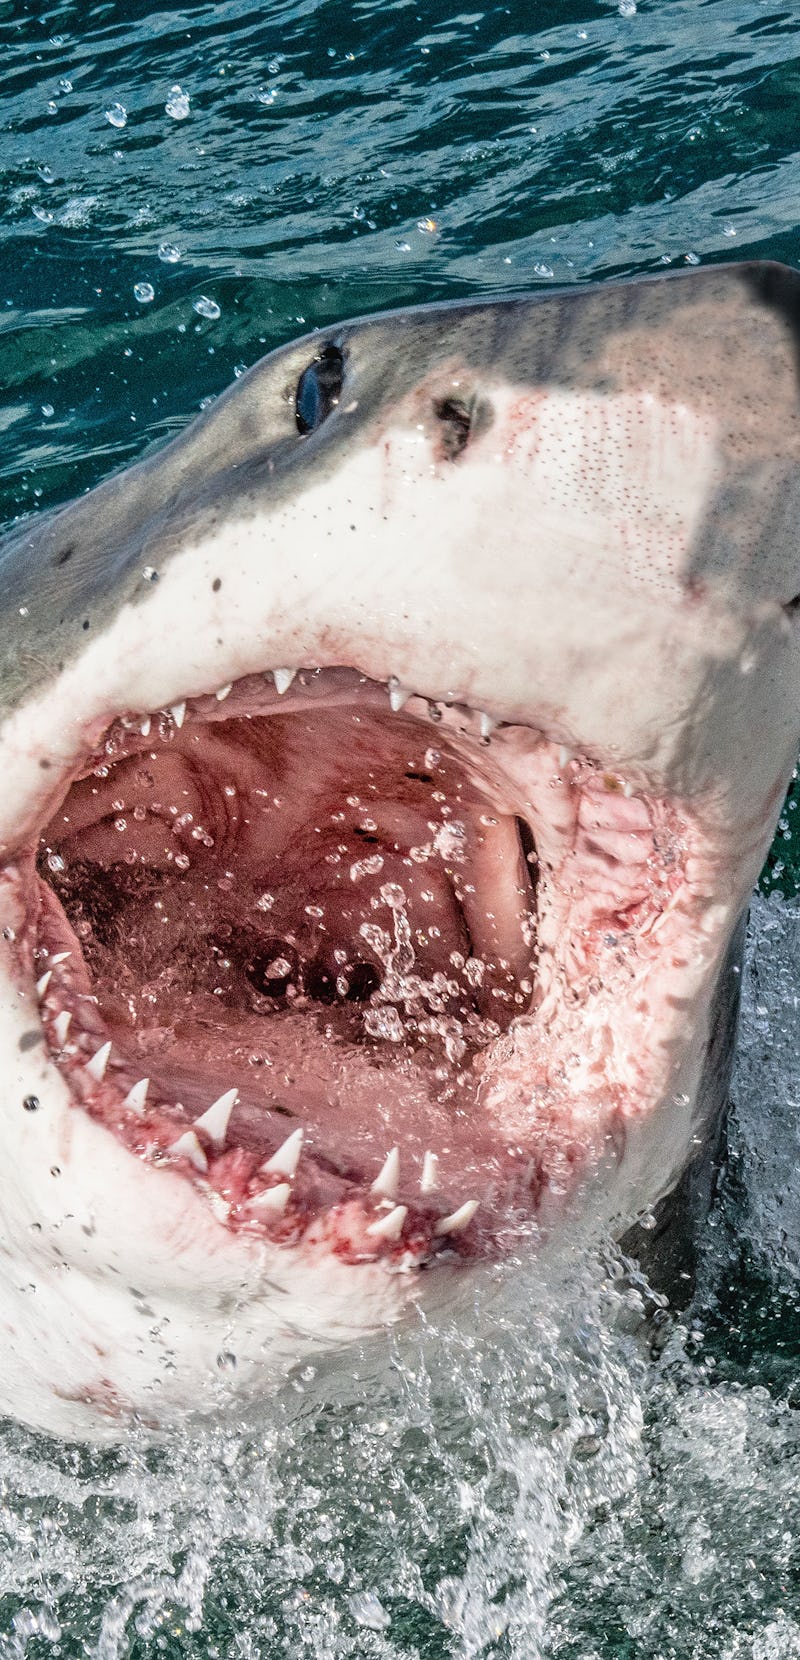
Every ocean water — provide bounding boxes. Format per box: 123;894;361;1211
1;1;800;1654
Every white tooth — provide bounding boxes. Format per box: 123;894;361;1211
558;746;573;770
623;781;634;798
208;1191;231;1223
388;677;411;713
215;683;233;701
170;701;187;729
272;668;297;696
367;1203;407;1241
123;1077;149;1113
420;1150;439;1194
140;716;152;737
36;970;52;998
50;952;71;966
371;1146;400;1199
85;1040;111;1082
193;1087;237;1148
262;1126;303;1177
53;1010;71;1047
168;1130;208;1173
248;1182;291;1218
479;711;495;741
435;1198;479;1236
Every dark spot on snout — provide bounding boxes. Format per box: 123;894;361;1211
212;577;222;592
54;545;73;567
295;343;345;436
82;619;90;631
19;1032;42;1053
434;397;472;460
23;1093;40;1110
784;593;800;618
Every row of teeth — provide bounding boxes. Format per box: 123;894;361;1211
135;669;498;741
39;974;479;1244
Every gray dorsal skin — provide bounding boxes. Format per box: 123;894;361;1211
2;260;800;716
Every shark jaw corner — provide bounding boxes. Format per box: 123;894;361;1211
0;260;799;1440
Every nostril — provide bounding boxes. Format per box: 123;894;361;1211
433;396;472;460
245;938;300;998
295;343;345;436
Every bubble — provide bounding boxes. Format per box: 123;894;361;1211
618;0;637;13
158;241;182;263
165;85;190;120
104;102;127;128
193;295;221;320
134;281;155;303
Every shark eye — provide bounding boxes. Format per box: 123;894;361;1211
295;343;345;435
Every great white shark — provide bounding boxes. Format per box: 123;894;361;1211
0;259;798;1440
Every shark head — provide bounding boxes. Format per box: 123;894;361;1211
1;260;799;1438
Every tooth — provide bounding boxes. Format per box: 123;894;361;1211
371;1146;400;1199
123;1077;149;1113
420;1150;439;1194
435;1198;479;1236
193;1087;237;1148
623;781;634;798
140;716;152;737
479;711;495;740
50;952;71;966
215;683;233;701
248;1182;291;1218
262;1126;303;1177
53;1010;71;1046
272;668;297;696
85;1040;111;1082
36;970;52;998
168;1130;208;1173
366;1203;407;1241
558;746;573;769
170;701;187;729
388;677;411;713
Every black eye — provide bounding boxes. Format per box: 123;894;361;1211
295;343;345;436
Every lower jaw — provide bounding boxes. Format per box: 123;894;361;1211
16;665;684;1268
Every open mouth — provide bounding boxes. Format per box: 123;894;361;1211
23;665;686;1268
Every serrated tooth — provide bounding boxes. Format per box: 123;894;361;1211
53;1010;71;1046
366;1203;407;1241
371;1146;400;1199
262;1126;303;1177
36;970;52;998
140;715;151;737
435;1199;479;1236
479;711;495;741
50;952;71;966
623;781;634;798
272;668;297;696
248;1182;291;1218
85;1040;111;1082
558;746;573;770
193;1087;237;1148
215;683;233;701
123;1077;149;1113
387;677;411;713
168;1130;208;1173
170;701;187;729
420;1151;439;1195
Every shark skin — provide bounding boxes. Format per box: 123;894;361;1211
0;261;798;1439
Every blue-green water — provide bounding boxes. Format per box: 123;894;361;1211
2;2;800;1655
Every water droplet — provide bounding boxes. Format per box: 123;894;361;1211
104;102;127;129
684;251;700;265
32;206;53;224
38;165;55;184
349;1592;390;1632
165;85;190;120
142;565;159;582
193;295;220;320
58;78;73;94
134;281;155;304
618;0;636;14
723;222;737;238
158;241;182;263
41;403;54;418
534;262;554;278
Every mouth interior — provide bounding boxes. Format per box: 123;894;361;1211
32;669;540;1259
